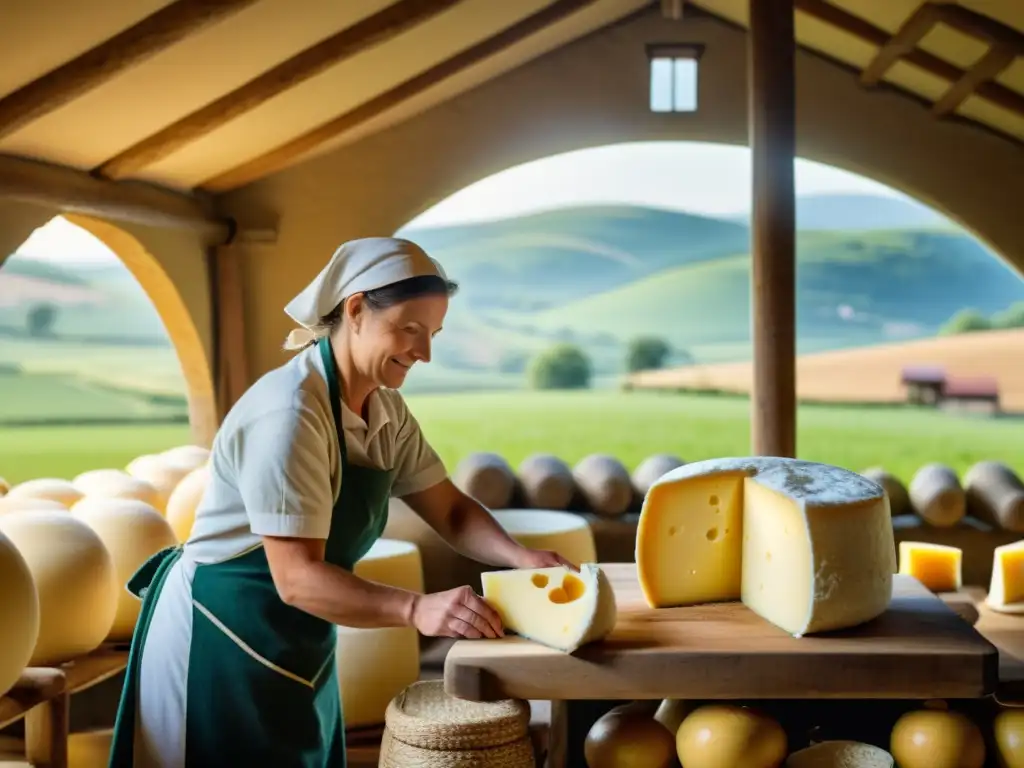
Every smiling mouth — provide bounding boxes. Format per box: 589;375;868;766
390;358;411;369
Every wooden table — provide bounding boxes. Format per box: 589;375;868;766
445;564;999;768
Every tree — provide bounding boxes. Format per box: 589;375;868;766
626;336;672;372
26;303;58;337
992;302;1024;330
938;308;990;335
528;344;591;389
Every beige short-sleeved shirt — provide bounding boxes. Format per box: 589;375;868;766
185;343;447;563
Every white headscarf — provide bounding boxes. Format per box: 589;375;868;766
283;237;448;349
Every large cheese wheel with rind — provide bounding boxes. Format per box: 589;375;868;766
492;509;597;567
785;740;894;767
72;498;178;641
517;454;575;510
0;511;119;665
160;444;210;472
164;465;210;543
126;454;194;513
339;538;424;727
638;457;896;636
0;529;39;698
72;469;162;509
453;452;517;509
0;497;68;515
5;478;82;508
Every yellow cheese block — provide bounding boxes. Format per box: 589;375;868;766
637;457;896;637
0;530;39;698
481;563;617;652
5;478;82;508
898;541;962;592
72;498;178;641
353;538;424;593
786;740;894;767
72;469;162;509
987;540;1024;614
0;511;119;665
336;625;420;728
164;465;210;543
492;509;597;567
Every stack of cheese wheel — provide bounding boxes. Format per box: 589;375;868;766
3;478;82;508
72;468;162;510
341;539;424;728
72;498;178;642
126;453;200;513
492;509;597;567
164;464;211;543
0;529;39;698
0;511;118;665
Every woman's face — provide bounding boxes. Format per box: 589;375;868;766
344;293;449;389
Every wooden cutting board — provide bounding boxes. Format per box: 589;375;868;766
445;564;998;702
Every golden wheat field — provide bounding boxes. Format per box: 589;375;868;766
627;328;1024;412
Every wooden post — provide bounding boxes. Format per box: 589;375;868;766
748;0;797;458
210;244;250;421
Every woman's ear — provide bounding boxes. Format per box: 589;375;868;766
344;294;364;329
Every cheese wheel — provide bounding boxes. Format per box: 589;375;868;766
909;464;965;527
72;498;178;641
860;467;910;517
0;529;39;698
995;709;1024;768
481;563;617;652
160;444;210;472
453;452;517;509
573;454;633;517
492;509;597;567
785;740;894;767
0;497;68;515
164;465;210;543
353;538;425;593
126;454;194;512
964;461;1024;532
0;511;118;665
676;705;787;768
5;478;82;508
72;469;162;509
632;454;685;497
898;541;962;592
890;707;985;768
585;701;676;768
986;539;1024;614
68;728;113;768
517;454;575;510
638;457;896;636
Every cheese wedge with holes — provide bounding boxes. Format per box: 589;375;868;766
481;564;617;653
987;539;1024;614
637;457;896;636
898;541;962;593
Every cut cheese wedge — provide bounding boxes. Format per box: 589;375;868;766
898;542;962;593
987;539;1024;614
637;457;896;637
481;564;617;653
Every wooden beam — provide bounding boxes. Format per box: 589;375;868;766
201;0;602;192
661;0;685;21
95;0;462;180
936;4;1024;54
210;244;250;420
0;0;256;142
0;153;231;242
932;45;1016;117
794;0;1024;118
860;3;941;87
748;0;797;458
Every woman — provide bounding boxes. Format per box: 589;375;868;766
109;237;574;767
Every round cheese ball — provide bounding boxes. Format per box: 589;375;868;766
585;701;677;768
996;709;1024;768
676;704;787;768
0;530;40;698
0;511;118;665
73;498;178;641
890;707;984;768
0;497;68;515
161;444;210;472
5;478;82;508
126;454;194;513
72;468;162;509
164;465;210;543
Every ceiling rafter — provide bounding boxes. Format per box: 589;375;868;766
200;0;605;193
860;3;941;87
94;0;463;180
932;44;1017;117
0;0;257;142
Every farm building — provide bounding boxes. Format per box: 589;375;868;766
1;2;1024;767
901;364;1002;412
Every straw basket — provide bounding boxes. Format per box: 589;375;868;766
378;680;535;767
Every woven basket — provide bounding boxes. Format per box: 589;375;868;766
378;680;535;768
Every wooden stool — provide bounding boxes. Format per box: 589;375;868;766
0;668;69;768
379;680;534;767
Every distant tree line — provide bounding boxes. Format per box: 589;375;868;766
527;335;691;389
939;301;1024;335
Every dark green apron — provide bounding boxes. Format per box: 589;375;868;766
109;337;395;766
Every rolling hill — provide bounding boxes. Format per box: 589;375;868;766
727;193;952;231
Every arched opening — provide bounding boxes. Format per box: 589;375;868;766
0;214;215;485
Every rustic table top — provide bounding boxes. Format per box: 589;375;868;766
444;564;998;701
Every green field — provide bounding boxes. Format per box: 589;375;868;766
2;391;1020;487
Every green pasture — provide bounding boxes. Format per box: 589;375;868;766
2;390;1020;487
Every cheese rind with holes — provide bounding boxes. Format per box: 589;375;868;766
986;539;1024;614
480;563;617;652
898;541;962;592
636;457;896;636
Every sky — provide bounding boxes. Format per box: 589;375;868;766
16;142;909;264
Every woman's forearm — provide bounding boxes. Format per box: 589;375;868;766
437;493;527;568
280;559;419;629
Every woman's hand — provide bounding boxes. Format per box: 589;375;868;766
511;546;579;572
410;585;504;639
